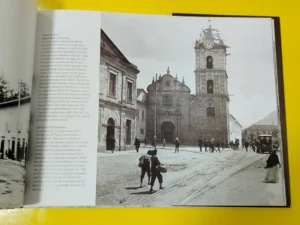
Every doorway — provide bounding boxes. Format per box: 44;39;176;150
161;121;175;143
106;118;115;150
21;138;25;160
11;139;15;160
106;118;115;139
0;138;4;159
126;120;131;145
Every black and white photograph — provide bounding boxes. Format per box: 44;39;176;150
96;13;289;207
0;0;34;209
0;70;31;208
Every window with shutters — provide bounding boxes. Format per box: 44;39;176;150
109;73;117;97
127;81;133;103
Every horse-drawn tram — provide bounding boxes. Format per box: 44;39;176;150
256;134;275;154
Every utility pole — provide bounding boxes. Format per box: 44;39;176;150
270;20;281;152
154;74;158;149
16;79;21;163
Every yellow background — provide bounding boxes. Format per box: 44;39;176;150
0;0;299;224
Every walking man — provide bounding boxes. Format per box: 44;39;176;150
106;136;116;153
174;137;180;153
139;152;151;187
210;138;215;153
198;137;203;152
152;135;157;150
134;137;140;152
215;140;221;153
235;139;240;150
245;138;250;152
149;150;164;192
204;138;208;152
162;138;166;148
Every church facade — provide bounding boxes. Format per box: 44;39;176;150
146;25;230;144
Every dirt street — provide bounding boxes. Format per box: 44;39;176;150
96;146;268;207
0;160;25;209
185;156;286;206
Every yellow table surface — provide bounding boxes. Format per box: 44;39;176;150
1;0;299;224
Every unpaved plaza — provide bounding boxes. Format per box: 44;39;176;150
95;146;284;207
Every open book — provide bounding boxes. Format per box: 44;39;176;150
0;0;291;209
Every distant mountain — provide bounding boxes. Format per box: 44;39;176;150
254;110;278;126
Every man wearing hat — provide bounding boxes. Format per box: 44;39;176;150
148;149;164;192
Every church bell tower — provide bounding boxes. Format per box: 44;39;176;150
194;24;230;141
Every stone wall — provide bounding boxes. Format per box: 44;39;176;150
189;96;229;143
195;47;226;71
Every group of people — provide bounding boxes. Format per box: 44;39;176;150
243;136;278;153
108;134;282;187
197;137;225;153
0;143;27;164
142;136;180;153
4;149;15;160
228;139;240;150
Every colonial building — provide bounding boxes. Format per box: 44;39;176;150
243;125;278;140
136;89;147;142
0;97;30;160
242;110;279;140
229;114;242;143
98;30;140;152
146;25;230;144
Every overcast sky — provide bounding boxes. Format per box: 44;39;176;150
102;13;278;128
0;0;35;93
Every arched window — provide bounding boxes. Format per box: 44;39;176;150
107;118;115;126
207;80;214;94
207;107;215;117
206;56;213;69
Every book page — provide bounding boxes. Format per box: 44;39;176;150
24;10;101;207
0;0;37;209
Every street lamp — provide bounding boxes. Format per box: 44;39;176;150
176;115;179;138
